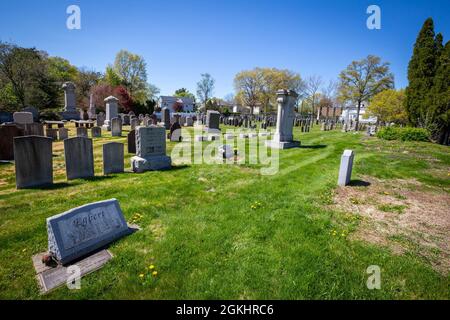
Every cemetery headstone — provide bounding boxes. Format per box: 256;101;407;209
102;96;119;131
60;82;80;120
111;118;122;137
206;110;220;132
131;126;171;172
46;128;58;141
0;124;24;160
76;127;88;138
103;142;124;175
266;90;300;149
64;137;95;180
91;126;102;138
130;118;139;131
161;108;171;130
96;113;105;127
46;199;130;265
58;128;69;140
127;130;136;154
338;150;354;186
13;112;34;125
14;136;53;189
24;123;44;136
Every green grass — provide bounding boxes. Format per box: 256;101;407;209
0;124;449;300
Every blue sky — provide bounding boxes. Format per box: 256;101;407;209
0;0;449;98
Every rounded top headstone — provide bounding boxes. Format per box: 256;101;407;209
104;96;119;103
62;82;76;90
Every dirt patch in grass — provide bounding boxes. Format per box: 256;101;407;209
331;176;450;275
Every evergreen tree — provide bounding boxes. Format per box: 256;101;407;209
431;41;450;144
405;18;439;127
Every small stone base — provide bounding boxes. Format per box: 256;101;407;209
265;140;301;149
131;155;172;173
60;111;80;121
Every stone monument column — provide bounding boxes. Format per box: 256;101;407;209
266;89;300;149
88;94;96;120
102;96;119;131
60;82;80;120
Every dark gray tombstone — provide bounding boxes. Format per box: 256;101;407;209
64;137;94;180
0;124;24;160
14;136;53;189
47;199;130;265
103;142;124;175
76;127;88;138
162;108;170;130
58;127;69;140
206;110;220;131
24;123;44;136
91;126;102;138
46;128;58;141
127;130;136;154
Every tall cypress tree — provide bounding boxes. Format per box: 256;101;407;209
405;18;439;126
431;41;450;144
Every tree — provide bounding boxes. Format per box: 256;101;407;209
113;50;148;102
430;41;450;144
104;65;122;87
0;42;44;108
75;68;101;110
338;55;394;130
405;18;441;127
366;89;408;125
174;88;196;101
304;75;323;122
234;69;261;114
234;67;303;114
196;73;215;108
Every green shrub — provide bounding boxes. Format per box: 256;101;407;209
377;127;430;142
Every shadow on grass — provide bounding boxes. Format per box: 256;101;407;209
170;164;190;171
20;182;72;191
299;144;327;149
82;176;115;182
0;160;13;165
348;180;371;187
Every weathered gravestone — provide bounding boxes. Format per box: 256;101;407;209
161;108;171;130
47;199;130;265
266;90;300;149
64;137;95;180
96;113;105;127
111;118;122;137
169;122;182;142
24;123;44;136
0;124;24;160
184;116;194;127
91;126;102;138
130;118;139;131
205;110;220;132
123;115;130;126
60;82;80;120
46;128;58;141
131;126;172;172
103;96;119;131
58;128;69;140
338;150;354;186
14;136;53;189
13;112;34;125
103;142;124;175
127;130;136;154
76;127;88;138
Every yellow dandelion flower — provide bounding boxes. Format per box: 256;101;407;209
149;265;155;270
139;274;144;278
152;271;158;277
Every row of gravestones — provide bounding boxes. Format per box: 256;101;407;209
13;126;171;189
13;136;125;189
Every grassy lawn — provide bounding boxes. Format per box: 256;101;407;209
0;124;449;299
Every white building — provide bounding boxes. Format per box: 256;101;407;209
340;101;377;123
159;96;195;113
